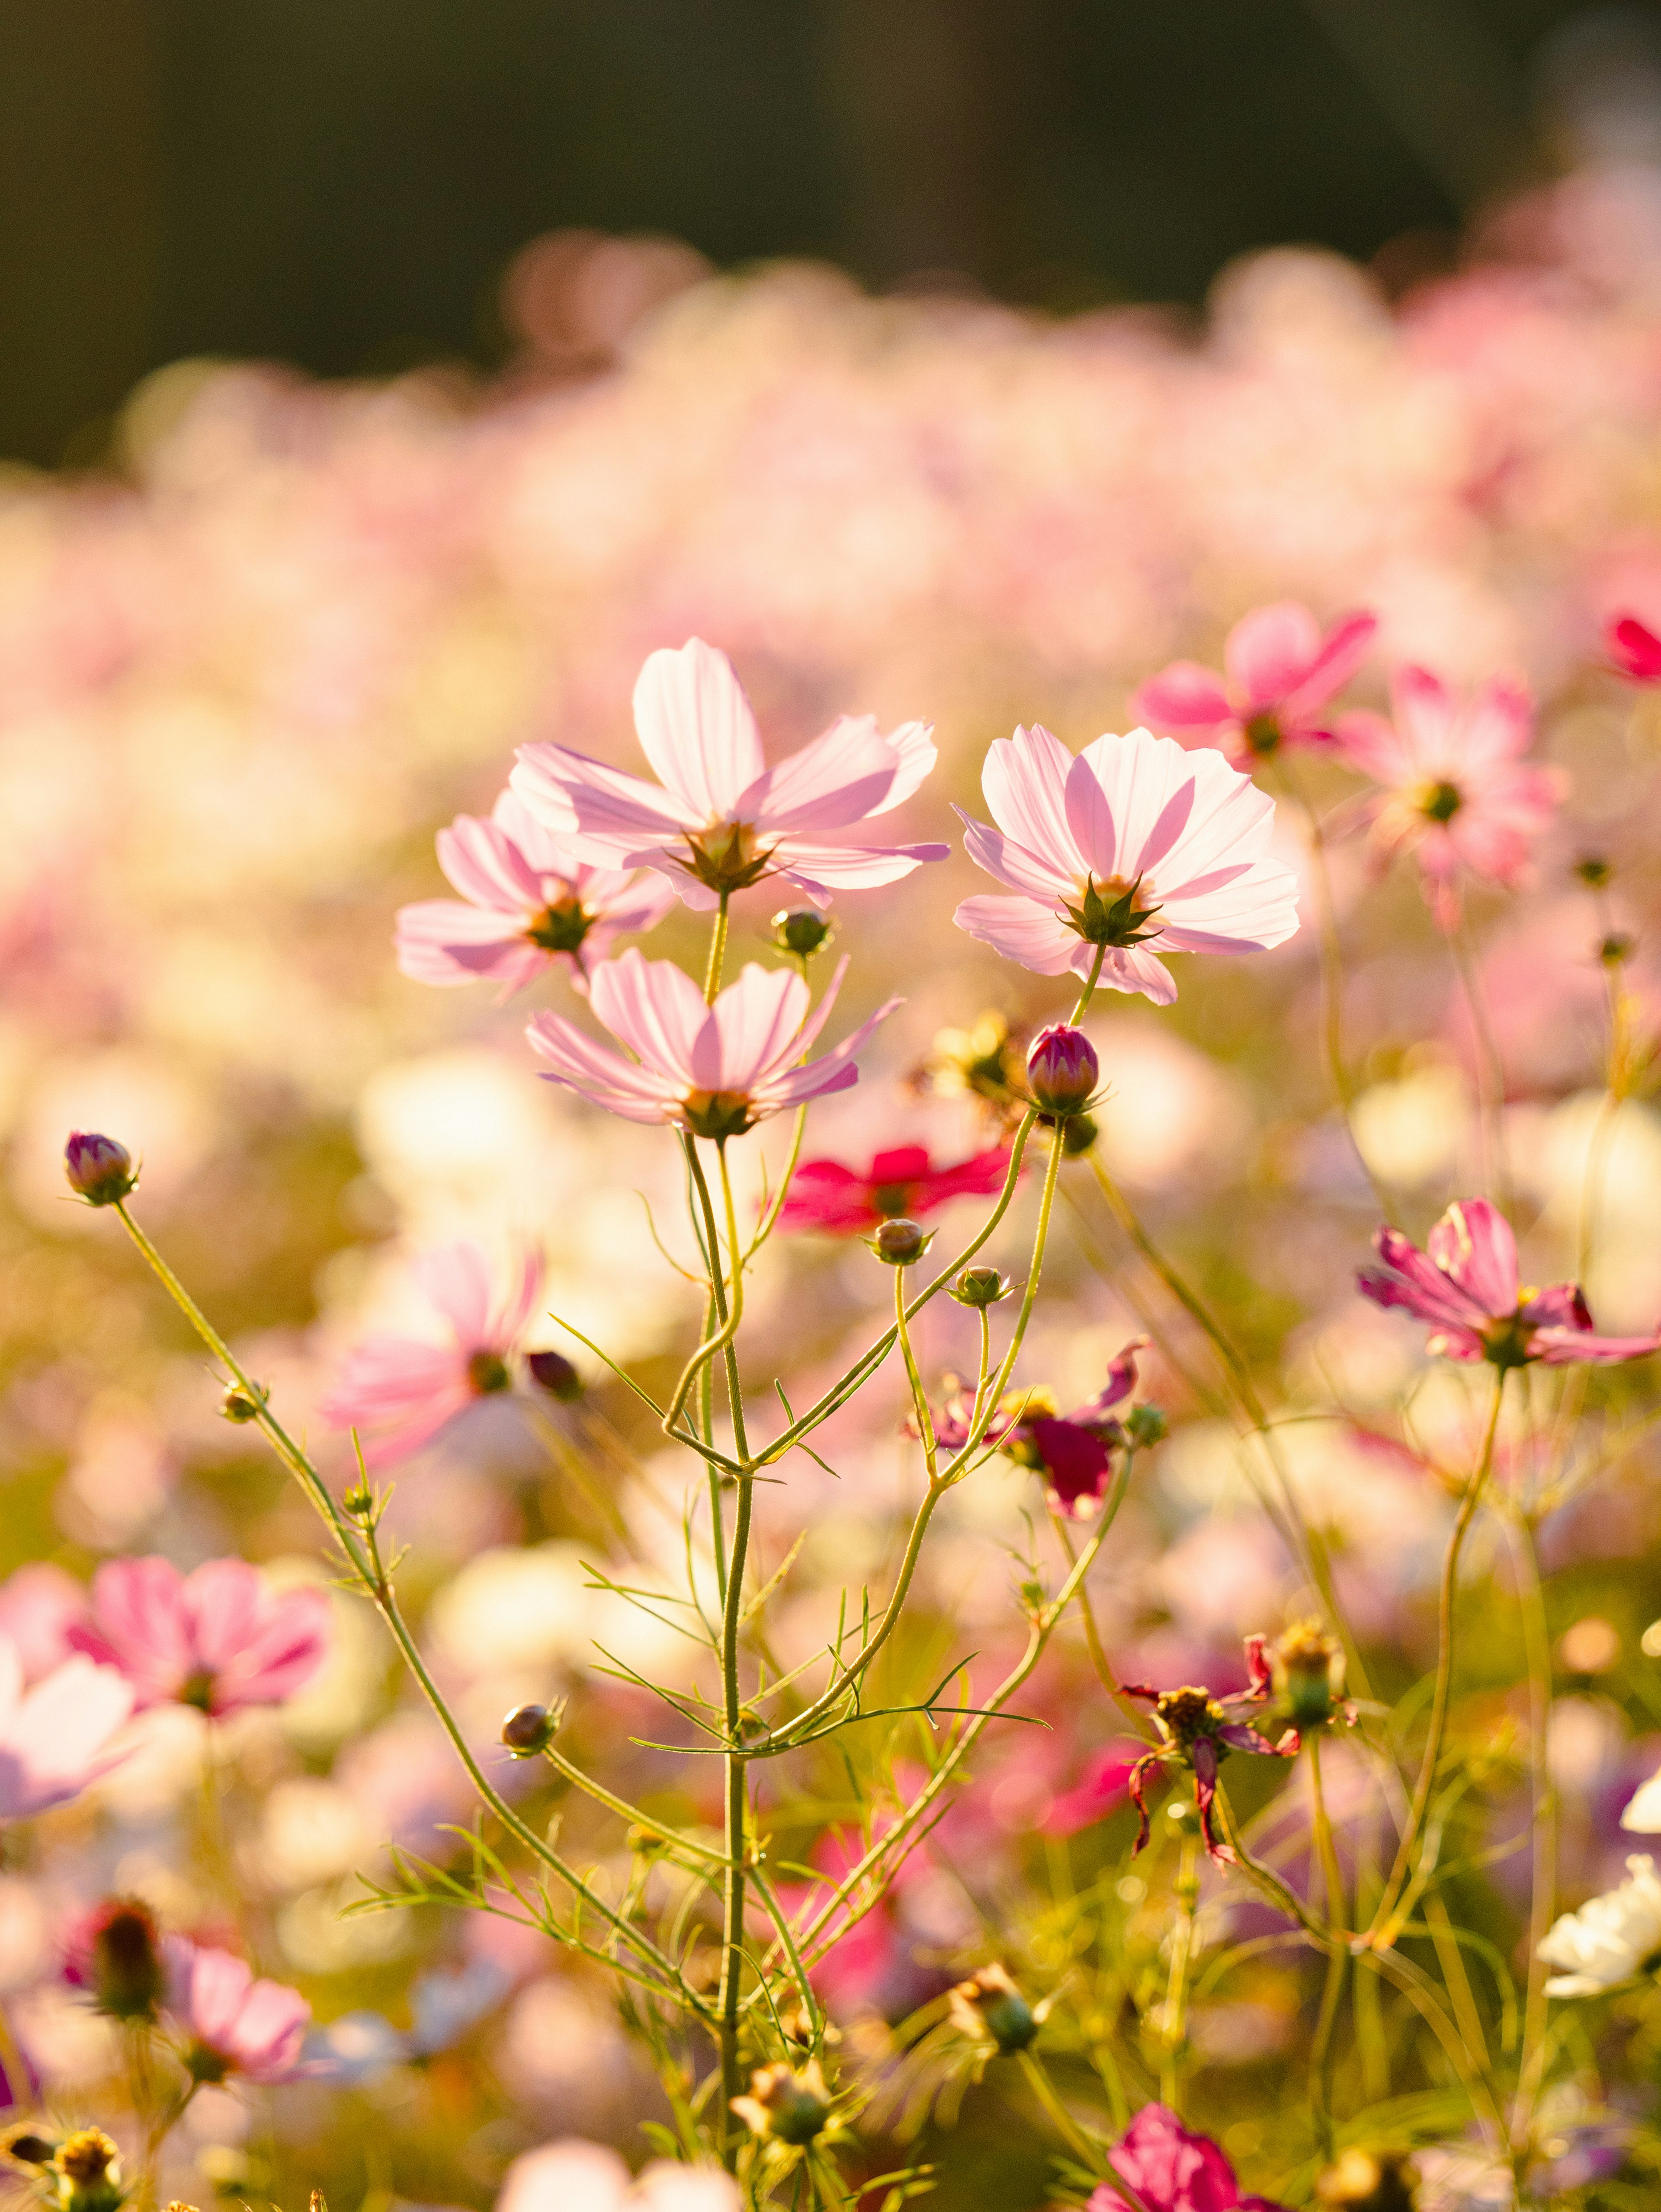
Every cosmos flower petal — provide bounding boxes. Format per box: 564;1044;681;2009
1129;662;1237;742
1425;1198;1520;1316
738;715;905;835
981;724;1081;859
589;950;709;1084
632;638;766;817
954;895;1081;975
1224;600;1324;708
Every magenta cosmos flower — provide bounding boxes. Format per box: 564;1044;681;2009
526;948;898;1137
321;1242;544;1466
510;637;946;908
0;1638;133;1819
1335;666;1564;927
1358;1196;1661;1369
68;1557;330;1716
954;724;1300;1003
1131;600;1376;768
777;1142;1010;1236
994;1338;1148;1517
166;1940;309;2084
394;788;676;996
1090;2103;1288;2212
1607;614;1661;684
1122;1636;1295;1868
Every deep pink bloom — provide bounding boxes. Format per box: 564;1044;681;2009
1000;1338;1149;1517
1026;1023;1099;1115
1131;602;1376;768
1090;2103;1288;2212
64;1129;138;1206
1357;1197;1661;1369
68;1557;330;1716
1122;1638;1296;1868
1335;666;1564;926
166;1939;309;2084
777;1143;1010;1236
0;1638;133;1818
526;948;898;1136
510;637;946;908
321;1243;544;1466
1606;614;1661;684
954;724;1299;1004
394;788;676;996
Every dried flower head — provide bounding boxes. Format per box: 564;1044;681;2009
731;2058;831;2145
948;1962;1038;2053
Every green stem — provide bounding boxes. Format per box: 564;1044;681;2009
1448;912;1513;1217
666;1140;745;1428
714;1138;754;2167
1160;1835;1199;2112
1507;1506;1555;2156
894;1261;938;1479
1307;1734;1347;2156
704;893;731;1002
1017;2047;1099;2166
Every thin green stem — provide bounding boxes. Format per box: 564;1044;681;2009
1448;912;1513;1216
894;1262;938;1479
667;1140;745;1429
1017;2047;1099;2166
1160;1835;1199;2113
1307;1734;1348;2156
704;893;731;1002
714;1137;754;2167
1507;1506;1555;2156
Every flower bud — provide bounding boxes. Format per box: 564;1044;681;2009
1026;1026;1098;1117
772;907;834;960
1125;1402;1168;1449
528;1350;583;1402
71;1897;164;2024
50;2131;123;2212
500;1702;558;1756
1272;1620;1345;1729
1315;2148;1417;2211
869;1217;933;1266
63;1132;136;1208
219;1385;266;1425
1061;1110;1098;1156
731;2058;831;2145
341;1481;375;1519
949;1265;1013;1308
947;1962;1038;2053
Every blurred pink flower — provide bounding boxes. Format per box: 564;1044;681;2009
0;1565;86;1682
0;1638;133;1819
777;1141;1010;1236
953;724;1299;1004
510;637;946;908
526;948;898;1136
1131;601;1376;767
1335;666;1563;926
1606;614;1661;684
68;1557;329;1716
1044;1745;1140;1837
1358;1197;1661;1370
395;788;676;996
1090;2103;1287;2212
166;1939;309;2084
321;1243;543;1465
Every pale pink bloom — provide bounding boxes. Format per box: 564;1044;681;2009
953;724;1300;1004
1335;667;1564;926
526;948;898;1137
1131;602;1376;767
498;2140;739;2212
0;1637;133;1818
510;637;946;908
0;1565;86;1682
68;1557;329;1716
1357;1197;1661;1368
395;788;676;996
165;1939;309;2084
321;1243;544;1466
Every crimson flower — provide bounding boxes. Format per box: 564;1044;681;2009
994;1338;1148;1517
1606;614;1661;684
1090;2103;1288;2212
1122;1637;1296;1867
776;1142;1010;1236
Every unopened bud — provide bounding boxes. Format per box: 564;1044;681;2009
341;1481;375;1519
1272;1620;1345;1729
219;1385;266;1425
947;1962;1037;2053
869;1217;933;1266
51;2131;122;2212
1125;1403;1168;1448
1061;1110;1098;1156
500;1702;558;1756
63;1132;136;1208
949;1265;1013;1308
1315;2148;1417;2212
1026;1026;1098;1117
528;1350;583;1402
772;908;834;960
77;1897;164;2023
731;2058;831;2144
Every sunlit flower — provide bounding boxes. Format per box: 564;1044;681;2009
1606;614;1661;684
777;1142;1010;1236
510;637;945;908
526;948;897;1136
1335;667;1564;926
67;1557;329;1716
0;1639;132;1819
1122;1639;1296;1867
993;1338;1149;1517
1356;1197;1661;1368
321;1242;544;1465
1089;2101;1288;2212
165;1939;310;2082
395;788;676;996
1538;1855;1661;1997
1132;602;1376;767
954;724;1299;1004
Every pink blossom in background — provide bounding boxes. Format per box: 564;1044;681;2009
777;1142;1010;1236
1357;1197;1661;1368
68;1557;330;1716
0;1565;86;1682
511;637;946;908
497;2139;739;2212
165;1939;310;2084
1606;614;1661;683
953;724;1300;1003
0;1637;133;1819
1089;2103;1287;2212
1335;667;1564;927
1043;1746;1140;1836
526;948;898;1135
395;788;676;996
321;1243;543;1465
1131;601;1376;767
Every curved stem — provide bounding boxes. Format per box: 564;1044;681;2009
895;1263;938;1479
666;1141;745;1429
1017;2047;1100;2166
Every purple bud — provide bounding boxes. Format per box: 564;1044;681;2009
501;1702;557;1756
1026;1026;1098;1117
869;1217;932;1266
528;1350;583;1402
63;1132;137;1207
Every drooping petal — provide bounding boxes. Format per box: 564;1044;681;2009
1071;1336;1149;1423
1533;1325;1661;1367
1086;942;1179;1003
632;638;766;818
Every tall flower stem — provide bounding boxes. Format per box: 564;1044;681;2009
1017;2048;1099;2165
1159;1833;1200;2112
714;1136;755;2164
1307;1733;1348;2157
704;891;731;1001
1507;1505;1555;2159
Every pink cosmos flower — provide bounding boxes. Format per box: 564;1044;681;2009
0;1637;133;1819
321;1243;544;1466
1356;1197;1661;1369
996;1338;1149;1517
1043;1745;1140;1837
1131;601;1376;767
1334;666;1564;926
394;788;676;996
1606;614;1661;684
777;1142;1010;1236
1090;2103;1288;2212
68;1557;330;1716
953;725;1299;1004
526;948;898;1137
165;1939;309;2084
1122;1638;1296;1868
510;637;946;908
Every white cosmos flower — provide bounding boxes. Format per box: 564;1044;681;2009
1538;1853;1661;1997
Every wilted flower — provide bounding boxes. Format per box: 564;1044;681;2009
0;1637;133;1818
947;1963;1038;2052
777;1142;1010;1236
1538;1854;1661;1996
993;1338;1149;1517
730;2058;831;2144
1122;1639;1297;1866
167;1940;310;2083
1270;1621;1349;1731
62;1132;136;1208
45;2132;123;2212
1089;2102;1288;2212
68;1556;329;1716
1132;601;1377;767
